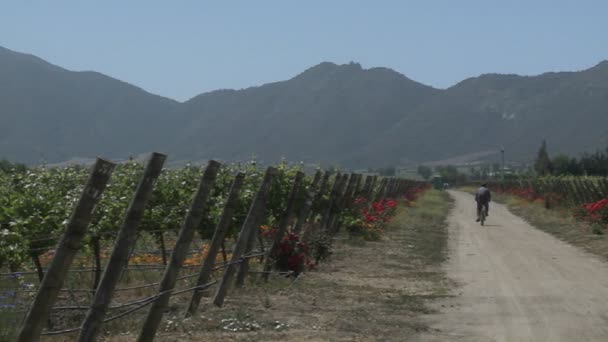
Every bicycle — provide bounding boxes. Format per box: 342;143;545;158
479;205;488;226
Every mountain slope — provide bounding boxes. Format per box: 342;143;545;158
1;46;607;167
351;62;608;165
170;62;439;164
0;46;179;163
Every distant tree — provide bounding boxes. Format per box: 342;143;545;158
552;154;582;175
580;150;608;176
534;140;553;176
417;165;432;180
377;166;396;176
326;165;339;175
469;166;481;180
435;165;466;184
0;159;27;173
480;164;491;179
491;163;501;179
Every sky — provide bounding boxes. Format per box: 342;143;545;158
1;1;607;101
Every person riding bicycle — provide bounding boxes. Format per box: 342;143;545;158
475;183;491;222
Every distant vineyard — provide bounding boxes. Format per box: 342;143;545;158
484;177;608;231
0;153;428;341
486;177;608;206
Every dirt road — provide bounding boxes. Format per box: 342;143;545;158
417;190;608;341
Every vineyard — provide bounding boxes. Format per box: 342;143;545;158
0;153;428;341
484;177;608;232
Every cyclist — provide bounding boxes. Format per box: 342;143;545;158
475;183;491;222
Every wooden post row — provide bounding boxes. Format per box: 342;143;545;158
328;174;350;235
306;171;330;224
369;176;378;199
331;174;358;234
138;160;221;342
301;171;331;244
18;158;116;342
78;153;166;342
374;178;387;202
186;172;246;316
213;167;277;307
320;172;342;231
293;170;322;234
361;175;372;199
236;169;293;287
261;171;305;281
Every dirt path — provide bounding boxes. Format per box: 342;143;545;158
417;190;608;341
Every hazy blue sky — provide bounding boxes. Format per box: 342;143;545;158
1;1;607;101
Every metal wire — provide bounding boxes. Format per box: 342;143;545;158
39;280;218;336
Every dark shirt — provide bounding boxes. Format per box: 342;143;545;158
475;187;491;203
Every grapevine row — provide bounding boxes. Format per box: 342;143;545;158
0;153;428;341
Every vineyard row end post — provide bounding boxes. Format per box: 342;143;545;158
78;153;166;342
137;160;221;342
293;170;322;234
213;167;277;307
262;171;306;281
17;158;116;342
186;172;246;316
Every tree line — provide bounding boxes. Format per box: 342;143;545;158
534;140;608;176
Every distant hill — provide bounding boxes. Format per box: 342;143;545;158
1;46;607;167
355;62;608;166
170;62;438;165
0;46;179;163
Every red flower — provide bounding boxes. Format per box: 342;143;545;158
354;197;367;205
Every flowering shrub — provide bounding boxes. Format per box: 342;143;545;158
575;199;608;233
276;232;314;274
344;197;398;241
260;225;277;239
261;226;313;275
402;185;428;202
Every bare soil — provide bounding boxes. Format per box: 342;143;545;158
77;190;452;342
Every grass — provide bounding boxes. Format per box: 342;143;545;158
489;191;608;261
146;189;455;341
10;190;455;341
393;189;452;267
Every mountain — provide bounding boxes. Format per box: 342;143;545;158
170;62;438;165
353;62;608;166
1;46;607;167
0;46;179;163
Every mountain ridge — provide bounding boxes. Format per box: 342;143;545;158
1;45;607;167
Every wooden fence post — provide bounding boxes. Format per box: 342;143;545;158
374;178;388;202
185;172;246;316
327;174;350;234
213;167;277;307
386;178;399;197
352;174;363;198
361;175;372;199
235;168;284;287
319;172;342;231
368;175;378;199
17;158;115;342
347;174;361;207
331;174;358;234
393;178;400;197
301;171;331;244
262;171;305;281
137;160;221;342
78;153;166;342
293;170;321;234
307;171;331;223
